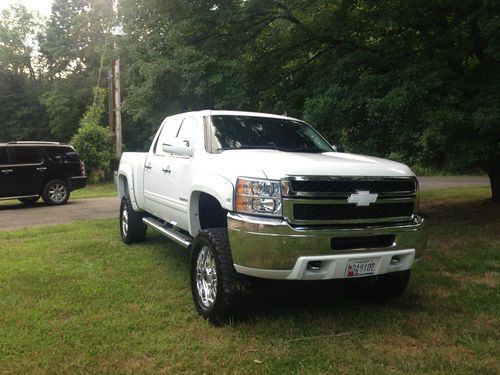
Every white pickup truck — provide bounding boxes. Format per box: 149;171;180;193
117;110;428;322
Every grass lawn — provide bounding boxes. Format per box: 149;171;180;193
0;188;498;374
70;182;117;199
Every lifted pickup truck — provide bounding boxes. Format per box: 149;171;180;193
117;110;428;322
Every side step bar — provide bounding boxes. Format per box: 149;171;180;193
142;217;192;249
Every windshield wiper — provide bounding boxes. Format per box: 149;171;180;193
279;147;325;153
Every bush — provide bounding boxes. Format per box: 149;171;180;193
71;88;112;182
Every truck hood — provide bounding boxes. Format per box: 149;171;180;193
209;150;414;181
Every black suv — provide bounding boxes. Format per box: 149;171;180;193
0;141;87;205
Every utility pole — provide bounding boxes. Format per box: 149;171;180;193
110;0;123;156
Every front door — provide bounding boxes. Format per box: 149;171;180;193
144;117;183;222
159;116;200;229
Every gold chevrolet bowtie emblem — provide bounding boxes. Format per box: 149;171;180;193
347;190;378;207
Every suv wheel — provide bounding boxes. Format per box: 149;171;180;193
190;228;246;324
120;196;147;244
19;196;39;205
42;180;70;205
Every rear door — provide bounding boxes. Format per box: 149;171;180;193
0;146;14;197
10;146;45;196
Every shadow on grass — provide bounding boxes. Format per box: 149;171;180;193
147;228;424;326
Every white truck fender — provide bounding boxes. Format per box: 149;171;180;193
188;173;234;236
117;166;141;211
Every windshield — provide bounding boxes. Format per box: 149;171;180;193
209;115;333;153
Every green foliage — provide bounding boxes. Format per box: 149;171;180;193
120;0;499;199
71;88;112;182
0;4;42;79
1;0;499;197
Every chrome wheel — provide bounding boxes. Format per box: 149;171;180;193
48;183;67;203
121;205;129;236
196;246;218;308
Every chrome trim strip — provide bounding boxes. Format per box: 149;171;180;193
284;197;415;205
283;191;416;198
0;194;39;201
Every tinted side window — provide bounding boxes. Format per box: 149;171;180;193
0;147;9;165
45;147;80;163
12;147;42;164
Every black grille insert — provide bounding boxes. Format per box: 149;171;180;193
331;235;396;250
293;202;414;221
290;179;416;194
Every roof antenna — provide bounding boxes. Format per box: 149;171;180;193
282;111;288;117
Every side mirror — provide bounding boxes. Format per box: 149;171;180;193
162;138;195;157
331;144;338;152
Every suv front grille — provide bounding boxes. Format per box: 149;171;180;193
282;176;417;225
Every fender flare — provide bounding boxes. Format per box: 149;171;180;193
189;174;234;235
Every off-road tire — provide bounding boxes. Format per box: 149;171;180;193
190;228;246;324
120;196;147;244
19;196;39;205
352;270;411;302
42;179;70;205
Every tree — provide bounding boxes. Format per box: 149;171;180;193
71;88;112;181
120;0;499;202
0;5;48;142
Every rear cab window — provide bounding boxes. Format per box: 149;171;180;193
12;146;43;164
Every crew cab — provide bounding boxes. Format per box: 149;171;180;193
0;141;87;205
117;110;428;322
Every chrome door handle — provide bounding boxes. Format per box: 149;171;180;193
37;167;47;172
1;169;13;174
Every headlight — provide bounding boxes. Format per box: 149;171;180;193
235;177;282;216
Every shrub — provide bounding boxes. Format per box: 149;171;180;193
71;88;112;182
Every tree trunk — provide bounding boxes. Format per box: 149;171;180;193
486;168;500;203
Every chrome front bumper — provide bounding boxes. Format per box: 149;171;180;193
227;213;429;280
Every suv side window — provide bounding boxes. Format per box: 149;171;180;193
155;118;183;155
0;147;9;165
12;146;42;164
45;146;79;163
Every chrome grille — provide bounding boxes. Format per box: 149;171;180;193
281;176;418;225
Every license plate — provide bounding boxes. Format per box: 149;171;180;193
346;259;378;278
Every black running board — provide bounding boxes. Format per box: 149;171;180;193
142;217;192;248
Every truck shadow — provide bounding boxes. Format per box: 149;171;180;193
238;278;421;323
149;232;422;325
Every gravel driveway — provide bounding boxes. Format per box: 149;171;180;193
0;197;119;231
0;176;489;231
